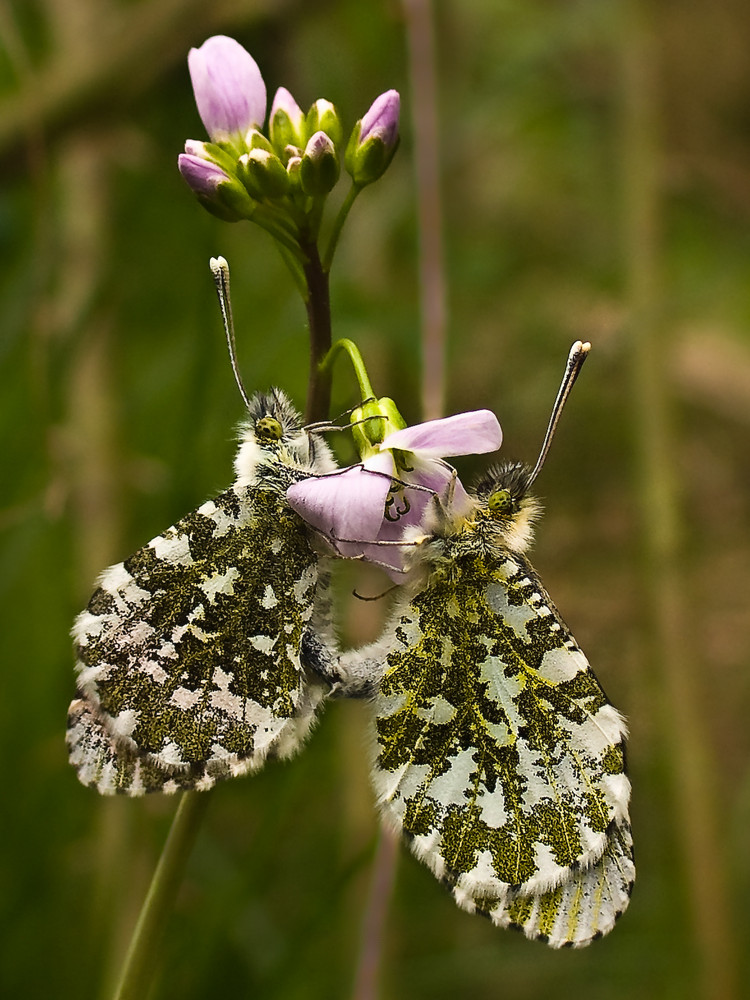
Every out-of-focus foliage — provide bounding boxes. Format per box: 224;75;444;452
2;1;750;998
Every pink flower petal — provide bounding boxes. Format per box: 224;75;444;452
188;36;266;142
360;90;400;147
381;409;502;458
177;153;230;195
287;465;391;545
270;87;304;130
407;459;473;515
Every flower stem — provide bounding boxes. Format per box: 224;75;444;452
111;792;211;1000
302;240;333;422
277;243;309;300
319;338;376;401
322;183;360;272
252;212;306;261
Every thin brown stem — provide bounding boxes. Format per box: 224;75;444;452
351;827;399;1000
302;240;333;423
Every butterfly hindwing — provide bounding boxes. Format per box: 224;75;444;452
67;391;334;795
367;542;633;947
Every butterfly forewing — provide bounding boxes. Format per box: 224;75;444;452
67;391;332;795
371;545;633;946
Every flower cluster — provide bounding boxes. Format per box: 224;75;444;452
178;35;400;250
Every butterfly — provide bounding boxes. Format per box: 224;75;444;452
67;388;338;794
322;342;634;947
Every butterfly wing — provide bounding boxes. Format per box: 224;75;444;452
68;478;327;795
369;547;633;946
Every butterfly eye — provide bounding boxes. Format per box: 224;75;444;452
256;416;284;442
487;488;513;515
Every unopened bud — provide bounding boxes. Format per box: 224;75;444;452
345;90;400;187
269;87;306;152
300;131;339;196
178;152;255;220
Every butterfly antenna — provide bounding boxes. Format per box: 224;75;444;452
526;340;591;490
210;256;252;410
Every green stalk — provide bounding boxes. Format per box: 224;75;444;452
276;243;309;300
318;338;376;402
111;793;211;1000
251;211;306;261
321;183;360;272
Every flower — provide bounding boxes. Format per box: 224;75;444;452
287;409;502;578
345;89;400;187
187;35;267;145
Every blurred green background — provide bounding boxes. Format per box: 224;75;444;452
2;1;749;998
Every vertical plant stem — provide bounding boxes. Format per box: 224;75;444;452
352;828;399;1000
112;793;211;1000
403;0;447;421
620;4;737;998
302;240;333;423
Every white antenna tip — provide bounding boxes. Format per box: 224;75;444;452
209;255;229;277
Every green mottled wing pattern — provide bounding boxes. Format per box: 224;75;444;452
68;478;326;795
371;546;633;947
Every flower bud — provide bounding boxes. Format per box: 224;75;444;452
269;87;306;152
178;153;255;220
345;89;400;187
238;149;290;200
188;35;267;145
299;131;339;196
305;99;343;149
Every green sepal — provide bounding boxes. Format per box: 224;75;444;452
191;141;239;176
270;109;305;156
345;125;400;187
238;150;291;200
215;177;258;219
306;100;343;149
351;395;407;457
196;195;243;223
246;129;275;155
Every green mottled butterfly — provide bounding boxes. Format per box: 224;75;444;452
67;388;338;794
321;343;634;947
67;259;338;794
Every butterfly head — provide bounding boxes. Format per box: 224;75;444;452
472;461;541;554
235;389;334;483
